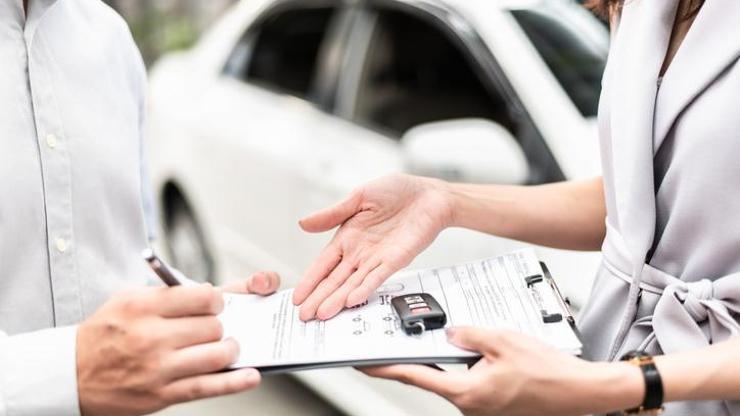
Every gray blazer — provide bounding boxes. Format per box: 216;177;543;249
577;0;740;414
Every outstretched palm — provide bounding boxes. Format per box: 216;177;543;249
293;174;453;320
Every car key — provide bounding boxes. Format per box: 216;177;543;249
391;293;447;335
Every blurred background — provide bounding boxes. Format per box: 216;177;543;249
107;0;610;414
104;0;232;66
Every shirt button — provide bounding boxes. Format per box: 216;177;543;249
46;134;58;149
55;238;68;253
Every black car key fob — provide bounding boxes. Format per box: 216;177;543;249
391;293;447;335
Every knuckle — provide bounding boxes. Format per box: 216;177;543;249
153;389;172;409
187;379;207;401
130;329;156;354
487;331;508;346
99;318;127;337
222;375;243;394
119;296;147;316
209;290;224;314
396;373;414;386
145;353;166;376
395;374;410;385
193;287;222;314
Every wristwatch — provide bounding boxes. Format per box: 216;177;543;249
620;350;664;415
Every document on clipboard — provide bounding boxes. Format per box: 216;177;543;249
219;248;581;374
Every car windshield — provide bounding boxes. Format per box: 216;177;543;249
510;3;608;117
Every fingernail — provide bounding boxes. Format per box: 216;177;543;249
253;274;267;289
445;327;457;339
225;337;240;356
346;294;358;307
242;368;261;383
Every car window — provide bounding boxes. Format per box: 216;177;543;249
234;7;336;99
510;7;607;117
352;8;516;137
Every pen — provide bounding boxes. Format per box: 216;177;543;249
142;248;192;286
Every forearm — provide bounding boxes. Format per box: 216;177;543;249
443;177;606;251
582;337;740;414
655;337;740;402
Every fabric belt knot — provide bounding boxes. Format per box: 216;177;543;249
675;279;715;322
646;266;740;354
602;244;740;356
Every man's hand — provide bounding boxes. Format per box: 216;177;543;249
361;328;643;416
77;271;280;416
293;174;454;321
219;271;280;296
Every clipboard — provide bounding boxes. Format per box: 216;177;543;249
257;261;580;374
219;249;583;374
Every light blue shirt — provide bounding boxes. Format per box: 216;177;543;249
0;0;155;414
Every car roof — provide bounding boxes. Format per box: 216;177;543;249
250;0;544;17
380;0;543;14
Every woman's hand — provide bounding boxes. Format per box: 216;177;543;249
293;174;454;321
361;328;644;416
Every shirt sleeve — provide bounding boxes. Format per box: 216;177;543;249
118;10;157;244
137;53;157;244
0;326;81;416
140;135;158;243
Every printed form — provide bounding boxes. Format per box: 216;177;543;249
220;249;582;372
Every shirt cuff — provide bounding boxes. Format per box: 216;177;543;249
0;326;81;416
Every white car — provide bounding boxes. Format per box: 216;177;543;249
147;0;609;414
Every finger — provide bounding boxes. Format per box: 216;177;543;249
160;367;261;405
299;260;356;321
445;327;505;356
359;365;464;400
316;259;382;320
220;271;281;296
154;285;224;318
346;262;393;307
299;190;363;233
164;316;224;349
292;244;342;305
164;338;240;381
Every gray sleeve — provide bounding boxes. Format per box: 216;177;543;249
0;326;81;416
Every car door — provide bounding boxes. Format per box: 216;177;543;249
195;2;403;285
192;3;347;281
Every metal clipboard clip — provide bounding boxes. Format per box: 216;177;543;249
523;262;579;336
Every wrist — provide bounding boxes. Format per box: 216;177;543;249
580;361;644;414
421;176;456;229
442;181;515;234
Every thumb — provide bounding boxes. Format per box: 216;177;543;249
446;327;503;356
220;271;281;296
299;191;363;233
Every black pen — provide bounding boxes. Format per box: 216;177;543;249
142;248;192;286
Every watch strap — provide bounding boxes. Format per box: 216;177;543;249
620;350;664;415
